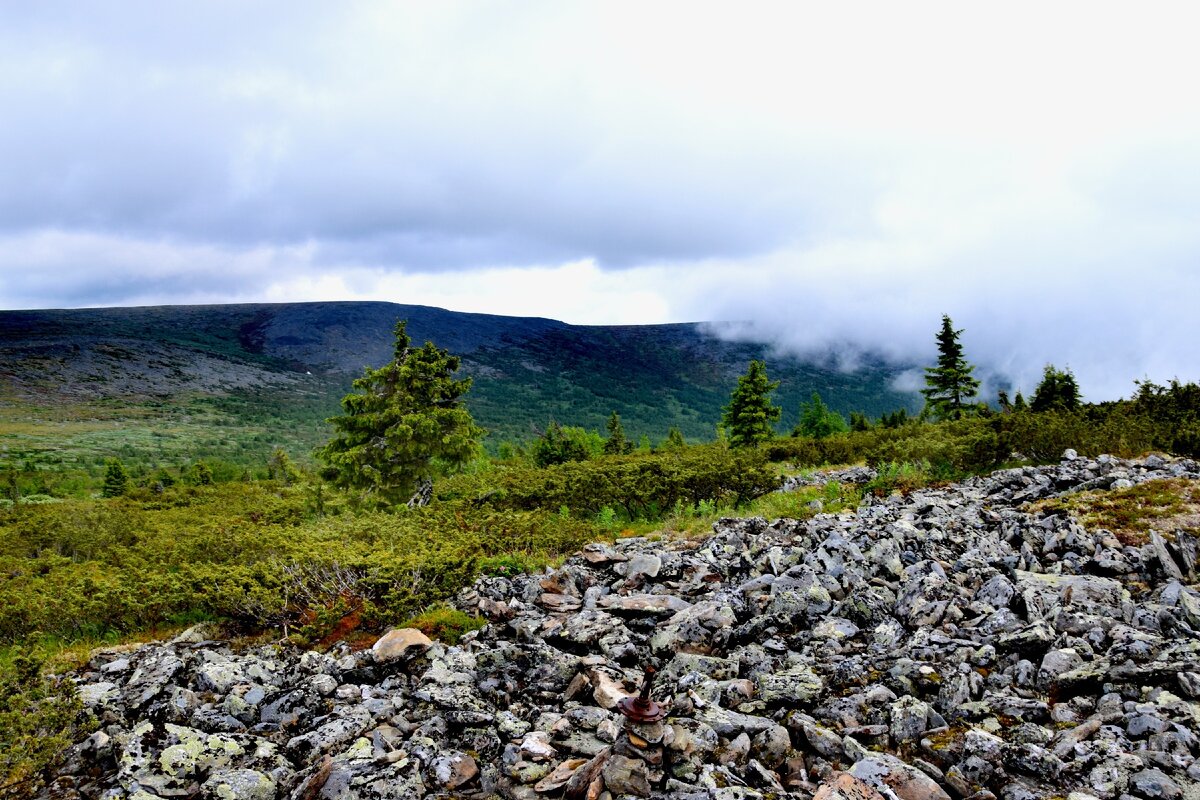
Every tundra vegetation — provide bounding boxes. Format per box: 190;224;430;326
1;315;1199;794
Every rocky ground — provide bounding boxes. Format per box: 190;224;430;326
46;452;1200;800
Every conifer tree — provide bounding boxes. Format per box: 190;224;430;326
664;427;686;449
603;411;633;455
721;360;781;447
190;461;213;486
3;468;18;503
316;320;483;506
267;447;302;485
1031;365;1082;412
102;458;129;498
794;391;850;438
531;421;591;467
921;315;981;420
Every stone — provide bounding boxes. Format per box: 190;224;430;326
814;772;890;800
588;669;631;710
602;753;652;797
428;751;478;790
564;748;611;800
890;696;934;744
597;593;691;615
1127;768;1183;800
581;543;628;564
201;768;274;800
850;753;952;800
615;553;662;581
662;653;740;682
541;593;583;612
534;758;589;793
371;628;432;662
78;681;121;708
756;664;823;705
1038;648;1085;688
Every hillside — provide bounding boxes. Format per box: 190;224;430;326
0;303;917;470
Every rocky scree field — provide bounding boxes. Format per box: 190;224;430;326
46;452;1200;800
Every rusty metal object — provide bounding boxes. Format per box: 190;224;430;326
617;665;666;723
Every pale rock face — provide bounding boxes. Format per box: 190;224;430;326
40;452;1200;799
370;627;432;663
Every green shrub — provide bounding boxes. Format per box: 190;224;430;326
530;422;600;467
865;461;936;497
0;485;597;645
451;444;778;518
0;648;92;799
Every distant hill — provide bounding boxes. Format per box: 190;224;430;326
0;302;919;452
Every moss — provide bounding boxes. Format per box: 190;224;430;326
924;725;968;752
399;606;486;645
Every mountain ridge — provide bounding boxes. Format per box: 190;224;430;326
0;301;919;449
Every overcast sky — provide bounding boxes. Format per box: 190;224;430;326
2;2;1198;399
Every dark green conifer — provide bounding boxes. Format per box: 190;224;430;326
316;320;483;506
664;427;686;449
921;315;981;420
721;360;781;447
603;411;633;455
794;391;850;438
102;459;130;498
1031;365;1082;412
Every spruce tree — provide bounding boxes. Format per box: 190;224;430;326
1031;364;1081;412
531;421;591;467
921;315;981;420
316;320;483;506
603;411;633;455
664;427;686;449
102;458;129;498
794;391;850;438
721;360;781;447
849;411;872;432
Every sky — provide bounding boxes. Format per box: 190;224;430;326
2;1;1198;400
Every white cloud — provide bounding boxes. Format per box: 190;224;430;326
1;2;1200;399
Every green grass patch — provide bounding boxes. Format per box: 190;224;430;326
399;606;487;645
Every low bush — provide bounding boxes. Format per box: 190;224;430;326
442;443;778;518
0;484;596;645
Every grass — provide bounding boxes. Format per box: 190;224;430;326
0;618;210;679
656;476;864;539
1030;478;1200;545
